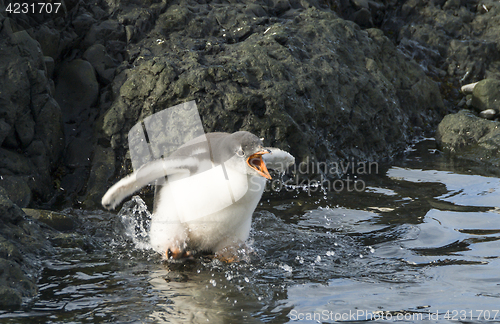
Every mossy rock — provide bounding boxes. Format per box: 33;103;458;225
436;109;500;166
471;79;500;113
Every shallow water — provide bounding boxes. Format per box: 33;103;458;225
1;139;499;323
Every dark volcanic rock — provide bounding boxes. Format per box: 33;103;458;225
0;18;64;205
99;1;444;200
55;59;99;120
83;146;115;208
2;0;448;204
83;19;125;49
0;176;31;208
436;109;500;166
0;286;23;309
83;44;118;84
0;187;25;224
0;188;54;309
23;208;77;232
471;79;500;113
0;187;97;310
384;0;500;87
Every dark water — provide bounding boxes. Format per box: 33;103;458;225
1;139;499;323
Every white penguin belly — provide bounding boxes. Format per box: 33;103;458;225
149;166;266;253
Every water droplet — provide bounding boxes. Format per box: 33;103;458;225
295;255;304;264
209;279;217;286
280;264;293;273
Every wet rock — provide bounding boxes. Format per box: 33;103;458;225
49;233;92;250
33;98;65;167
83;44;117;84
0;189;54;309
353;8;373;28
83;146;115;208
57;29;79;57
155;5;192;33
9;30;45;69
117;2;167;43
443;0;460;10
98;3;444;197
43;56;55;78
0;234;23;264
64;136;94;168
163;272;189;283
386;0;500;87
471;79;500;113
23;208;76;232
0;176;31;208
71;12;96;36
0;253;38;309
0;22;64;203
54;59;98;197
15;112;36;148
0;187;25;224
59;168;88;199
0;286;22;310
436;110;500;166
35;24;60;59
3;0;460;205
83;19;125;48
55;59;99;120
0;148;32;177
0;120;11;146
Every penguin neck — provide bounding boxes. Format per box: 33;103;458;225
245;174;267;199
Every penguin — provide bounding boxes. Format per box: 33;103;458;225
102;131;295;260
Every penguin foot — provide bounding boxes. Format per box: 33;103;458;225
166;248;192;260
216;255;239;263
215;247;241;263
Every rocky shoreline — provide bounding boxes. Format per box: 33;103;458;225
1;0;499;309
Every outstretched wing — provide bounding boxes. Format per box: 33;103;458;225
102;157;199;210
262;148;295;172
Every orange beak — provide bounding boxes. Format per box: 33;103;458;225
246;151;272;180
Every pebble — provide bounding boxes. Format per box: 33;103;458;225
461;82;478;94
479;109;497;120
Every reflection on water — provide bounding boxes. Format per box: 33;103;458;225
387;167;500;207
1;140;499;323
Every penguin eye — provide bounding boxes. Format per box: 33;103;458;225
236;149;245;157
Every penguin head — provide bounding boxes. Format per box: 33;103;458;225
219;131;272;179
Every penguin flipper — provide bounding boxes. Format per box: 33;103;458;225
101;157;196;210
262;148;295;172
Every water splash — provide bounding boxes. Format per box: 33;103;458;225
117;196;152;250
